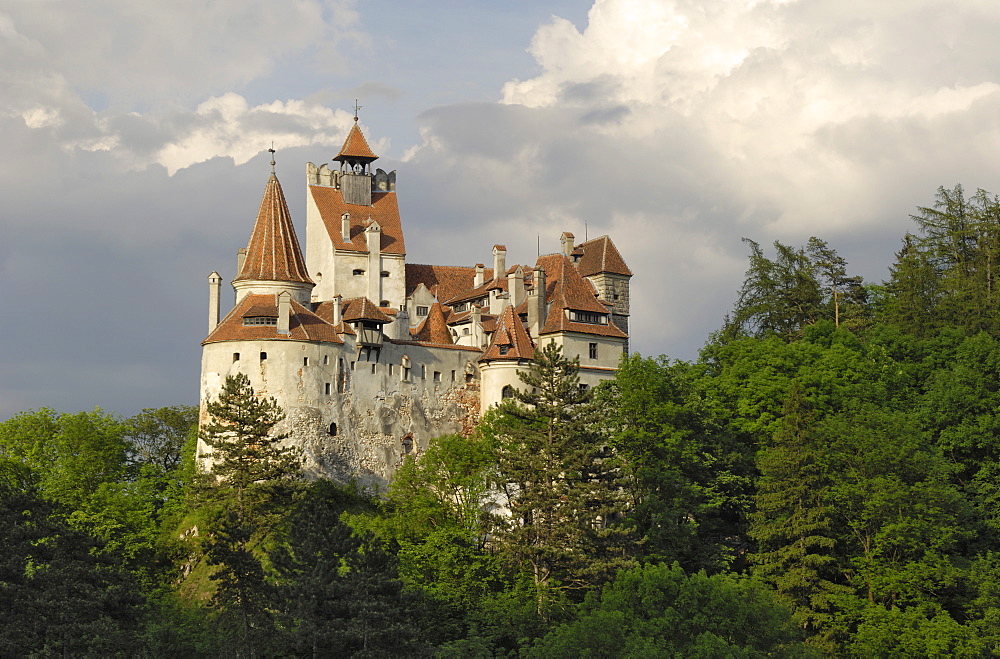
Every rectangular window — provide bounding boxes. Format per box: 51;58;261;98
233;352;240;362
451;370;456;381
416;306;429;316
421;365;427;380
371;363;377;374
323;355;329;365
351;361;356;370
589;343;598;359
260;352;267;361
388;364;394;375
499;345;510;355
303;357;309;366
433;371;441;383
402;367;411;381
325;382;331;395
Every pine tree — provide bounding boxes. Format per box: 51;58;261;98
488;343;629;614
200;373;301;655
200;373;300;519
749;381;846;648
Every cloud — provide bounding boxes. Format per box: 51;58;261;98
399;0;1000;358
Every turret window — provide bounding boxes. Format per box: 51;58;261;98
501;385;515;399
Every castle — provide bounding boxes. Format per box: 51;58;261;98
198;118;633;485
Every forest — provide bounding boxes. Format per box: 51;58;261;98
5;184;1000;656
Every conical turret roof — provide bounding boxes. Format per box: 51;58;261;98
233;174;313;285
333;122;378;162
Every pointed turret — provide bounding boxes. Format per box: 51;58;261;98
232;172;314;304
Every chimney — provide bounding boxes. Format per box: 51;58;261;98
332;295;343;325
236;247;247;275
492;245;507;281
471;305;485;348
528;266;547;338
474;263;485;288
341;212;351;242
508;266;525;308
277;291;291;335
207;271;222;333
560;232;575;258
394;306;410;340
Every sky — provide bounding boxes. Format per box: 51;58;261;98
3;0;1000;419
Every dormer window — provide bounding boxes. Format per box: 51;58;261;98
499;345;510;355
568;310;608;325
416;306;429;316
243;316;277;326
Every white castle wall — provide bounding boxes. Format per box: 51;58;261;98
198;334;482;488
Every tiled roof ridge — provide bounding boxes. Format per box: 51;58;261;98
233;174;313;285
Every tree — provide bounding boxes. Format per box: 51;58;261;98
526;563;808;658
0;461;144;656
125;404;198;474
487;343;630;613
271;480;428;656
727;239;823;340
199;372;300;519
807;237;868;330
199;373;302;655
606;354;753;572
749;381;846;647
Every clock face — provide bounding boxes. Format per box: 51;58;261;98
353;163;362;174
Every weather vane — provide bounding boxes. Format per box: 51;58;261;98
354;99;362;122
268;141;276;173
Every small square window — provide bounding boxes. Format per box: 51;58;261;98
233;352;240;362
433;371;441;383
260;352;267;361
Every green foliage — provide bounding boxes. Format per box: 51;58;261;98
527;563;809;658
271;480;428;655
125;404;198;473
0;470;145;656
607;353;753;571
487;342;632;612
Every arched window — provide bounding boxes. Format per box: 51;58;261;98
328;422;338;436
501;385;515;399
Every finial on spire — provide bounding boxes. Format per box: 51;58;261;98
353;99;362;122
268;142;276;174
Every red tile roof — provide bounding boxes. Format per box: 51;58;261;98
410;302;453;345
537;254;628;338
480;305;536;362
203;294;343;344
576;235;633;277
405;264;494;302
333;122;378;162
309;186;405;254
342;297;393;324
233;175;313;285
